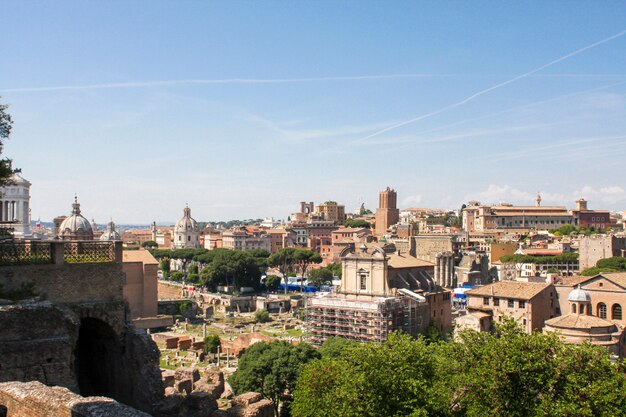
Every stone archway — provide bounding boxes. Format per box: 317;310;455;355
74;317;121;399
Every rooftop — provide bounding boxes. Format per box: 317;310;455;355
466;281;551;300
122;250;158;265
545;314;617;329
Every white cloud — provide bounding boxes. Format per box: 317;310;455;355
402;194;423;207
573;185;626;206
465;185;534;205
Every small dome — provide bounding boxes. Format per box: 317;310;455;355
175;206;198;233
59;197;93;240
569;287;592;303
99;220;121;241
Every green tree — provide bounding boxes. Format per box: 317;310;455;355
265;274;281;291
294;249;322;281
327;262;342;279
452;319;626;416
0;98;18;187
581;256;626;276
317;337;358;359
293;333;442;417
141;240;158;249
293;323;626;417
188;263;199;275
344;219;371;228
255;308;271;323
229;341;320;417
159;258;170;278
170;271;184;281
203;334;221;354
200;250;262;291
268;248;297;294
307;268;333;287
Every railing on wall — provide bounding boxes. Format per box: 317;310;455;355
0;241;53;265
63;241;115;263
0;240;121;266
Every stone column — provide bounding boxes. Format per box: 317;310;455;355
434;254;441;286
448;254;454;287
442;254;448;287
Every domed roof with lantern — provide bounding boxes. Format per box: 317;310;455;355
175;205;198;233
59;196;93;240
99;220;121;241
173;204;200;248
568;286;592;303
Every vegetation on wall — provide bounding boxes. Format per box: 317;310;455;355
581;256;626;276
500;252;579;264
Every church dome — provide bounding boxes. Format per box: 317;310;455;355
99;220;121;241
568;287;592;303
175;206;198;233
59;197;93;240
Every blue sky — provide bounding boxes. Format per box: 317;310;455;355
2;2;626;224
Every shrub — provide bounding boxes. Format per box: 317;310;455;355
255;309;271;323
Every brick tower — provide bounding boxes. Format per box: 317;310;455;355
375;187;399;236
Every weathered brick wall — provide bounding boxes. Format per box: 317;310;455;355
411;236;454;262
0;262;123;304
0;381;151;417
0;302;77;389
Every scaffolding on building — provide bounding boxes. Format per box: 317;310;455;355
305;290;427;345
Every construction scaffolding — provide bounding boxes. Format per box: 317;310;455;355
305;290;428;345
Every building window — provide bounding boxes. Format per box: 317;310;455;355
598;303;607;319
612;304;622;321
360;274;367;291
572;304;577;314
508;299;514;308
483;297;490;305
493;298;499;306
519;301;526;309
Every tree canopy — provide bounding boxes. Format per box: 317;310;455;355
292;321;626;417
0;99;18;187
500;252;578;264
307;268;334;287
229;340;320;417
581;256;626;276
343;219;371;229
199;250;263;291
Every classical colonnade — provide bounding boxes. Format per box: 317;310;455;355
434;252;455;288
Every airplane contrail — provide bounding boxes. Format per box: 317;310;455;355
0;74;454;93
357;28;626;142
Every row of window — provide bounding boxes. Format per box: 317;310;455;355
483;297;525;309
570;303;622;320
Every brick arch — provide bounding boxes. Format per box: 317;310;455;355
74;317;121;399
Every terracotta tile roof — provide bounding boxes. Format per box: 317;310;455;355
545;313;617;329
332;227;370;234
554;275;595;287
522;249;563;256
466;281;551;300
388;253;434;269
600;272;626;288
123;250;158;265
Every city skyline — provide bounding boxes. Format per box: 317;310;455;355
2;2;626;223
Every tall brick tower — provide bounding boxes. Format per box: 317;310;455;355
375;187;400;236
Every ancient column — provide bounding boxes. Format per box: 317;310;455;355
434;253;441;286
448;254;455;288
441;252;448;287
